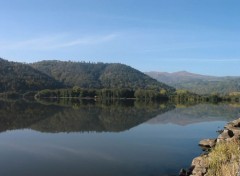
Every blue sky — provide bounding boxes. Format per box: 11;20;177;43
0;0;240;76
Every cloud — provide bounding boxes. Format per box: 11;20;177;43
0;33;118;51
51;34;117;48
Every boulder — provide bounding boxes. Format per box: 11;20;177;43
190;156;207;176
217;129;234;142
199;139;216;149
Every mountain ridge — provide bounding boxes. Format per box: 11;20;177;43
146;71;240;95
31;60;175;92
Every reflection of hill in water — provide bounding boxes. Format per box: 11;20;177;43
0;100;62;132
31;104;173;133
2;100;238;132
148;103;240;126
0;100;174;133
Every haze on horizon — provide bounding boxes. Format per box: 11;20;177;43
0;0;240;76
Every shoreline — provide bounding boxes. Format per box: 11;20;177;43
180;118;240;176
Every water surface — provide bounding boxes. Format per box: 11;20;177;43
0;100;239;176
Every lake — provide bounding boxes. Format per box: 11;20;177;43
0;100;239;176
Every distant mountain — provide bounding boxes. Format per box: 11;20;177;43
0;58;63;93
31;60;175;92
146;71;240;95
146;71;220;84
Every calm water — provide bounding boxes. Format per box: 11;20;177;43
0;100;239;176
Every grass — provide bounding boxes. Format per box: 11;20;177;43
206;140;240;176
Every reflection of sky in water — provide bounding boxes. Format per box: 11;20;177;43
0;103;239;176
0;120;226;176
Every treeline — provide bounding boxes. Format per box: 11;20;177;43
35;87;169;101
222;92;240;102
170;90;240;103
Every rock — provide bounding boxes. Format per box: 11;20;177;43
190;156;207;176
231;118;240;127
179;168;187;176
225;118;240;129
222;119;240;140
217;129;234;142
191;156;207;168
185;118;240;176
191;167;207;176
225;126;240;139
199;139;216;149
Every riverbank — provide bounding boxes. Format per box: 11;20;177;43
180;118;240;176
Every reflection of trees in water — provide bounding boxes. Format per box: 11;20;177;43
32;104;174;133
148;103;240;126
0;100;62;132
3;100;238;133
0;100;174;133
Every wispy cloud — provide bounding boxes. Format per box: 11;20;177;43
0;33;118;51
51;34;117;48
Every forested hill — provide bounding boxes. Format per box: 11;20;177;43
31;60;175;92
0;58;63;93
146;71;240;95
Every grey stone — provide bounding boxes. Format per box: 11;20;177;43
217;129;234;140
187;118;240;176
199;139;216;148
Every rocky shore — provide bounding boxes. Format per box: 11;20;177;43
180;118;240;176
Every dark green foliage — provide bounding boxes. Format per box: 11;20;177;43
31;60;106;88
169;90;203;103
0;58;64;93
134;89;167;101
35;87;170;101
97;88;135;99
31;60;175;93
0;58;175;95
169;90;229;103
36;88;98;99
99;63;170;90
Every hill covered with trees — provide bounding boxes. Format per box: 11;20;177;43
0;58;175;99
31;60;175;92
0;58;64;93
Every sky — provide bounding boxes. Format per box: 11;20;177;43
0;0;240;76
